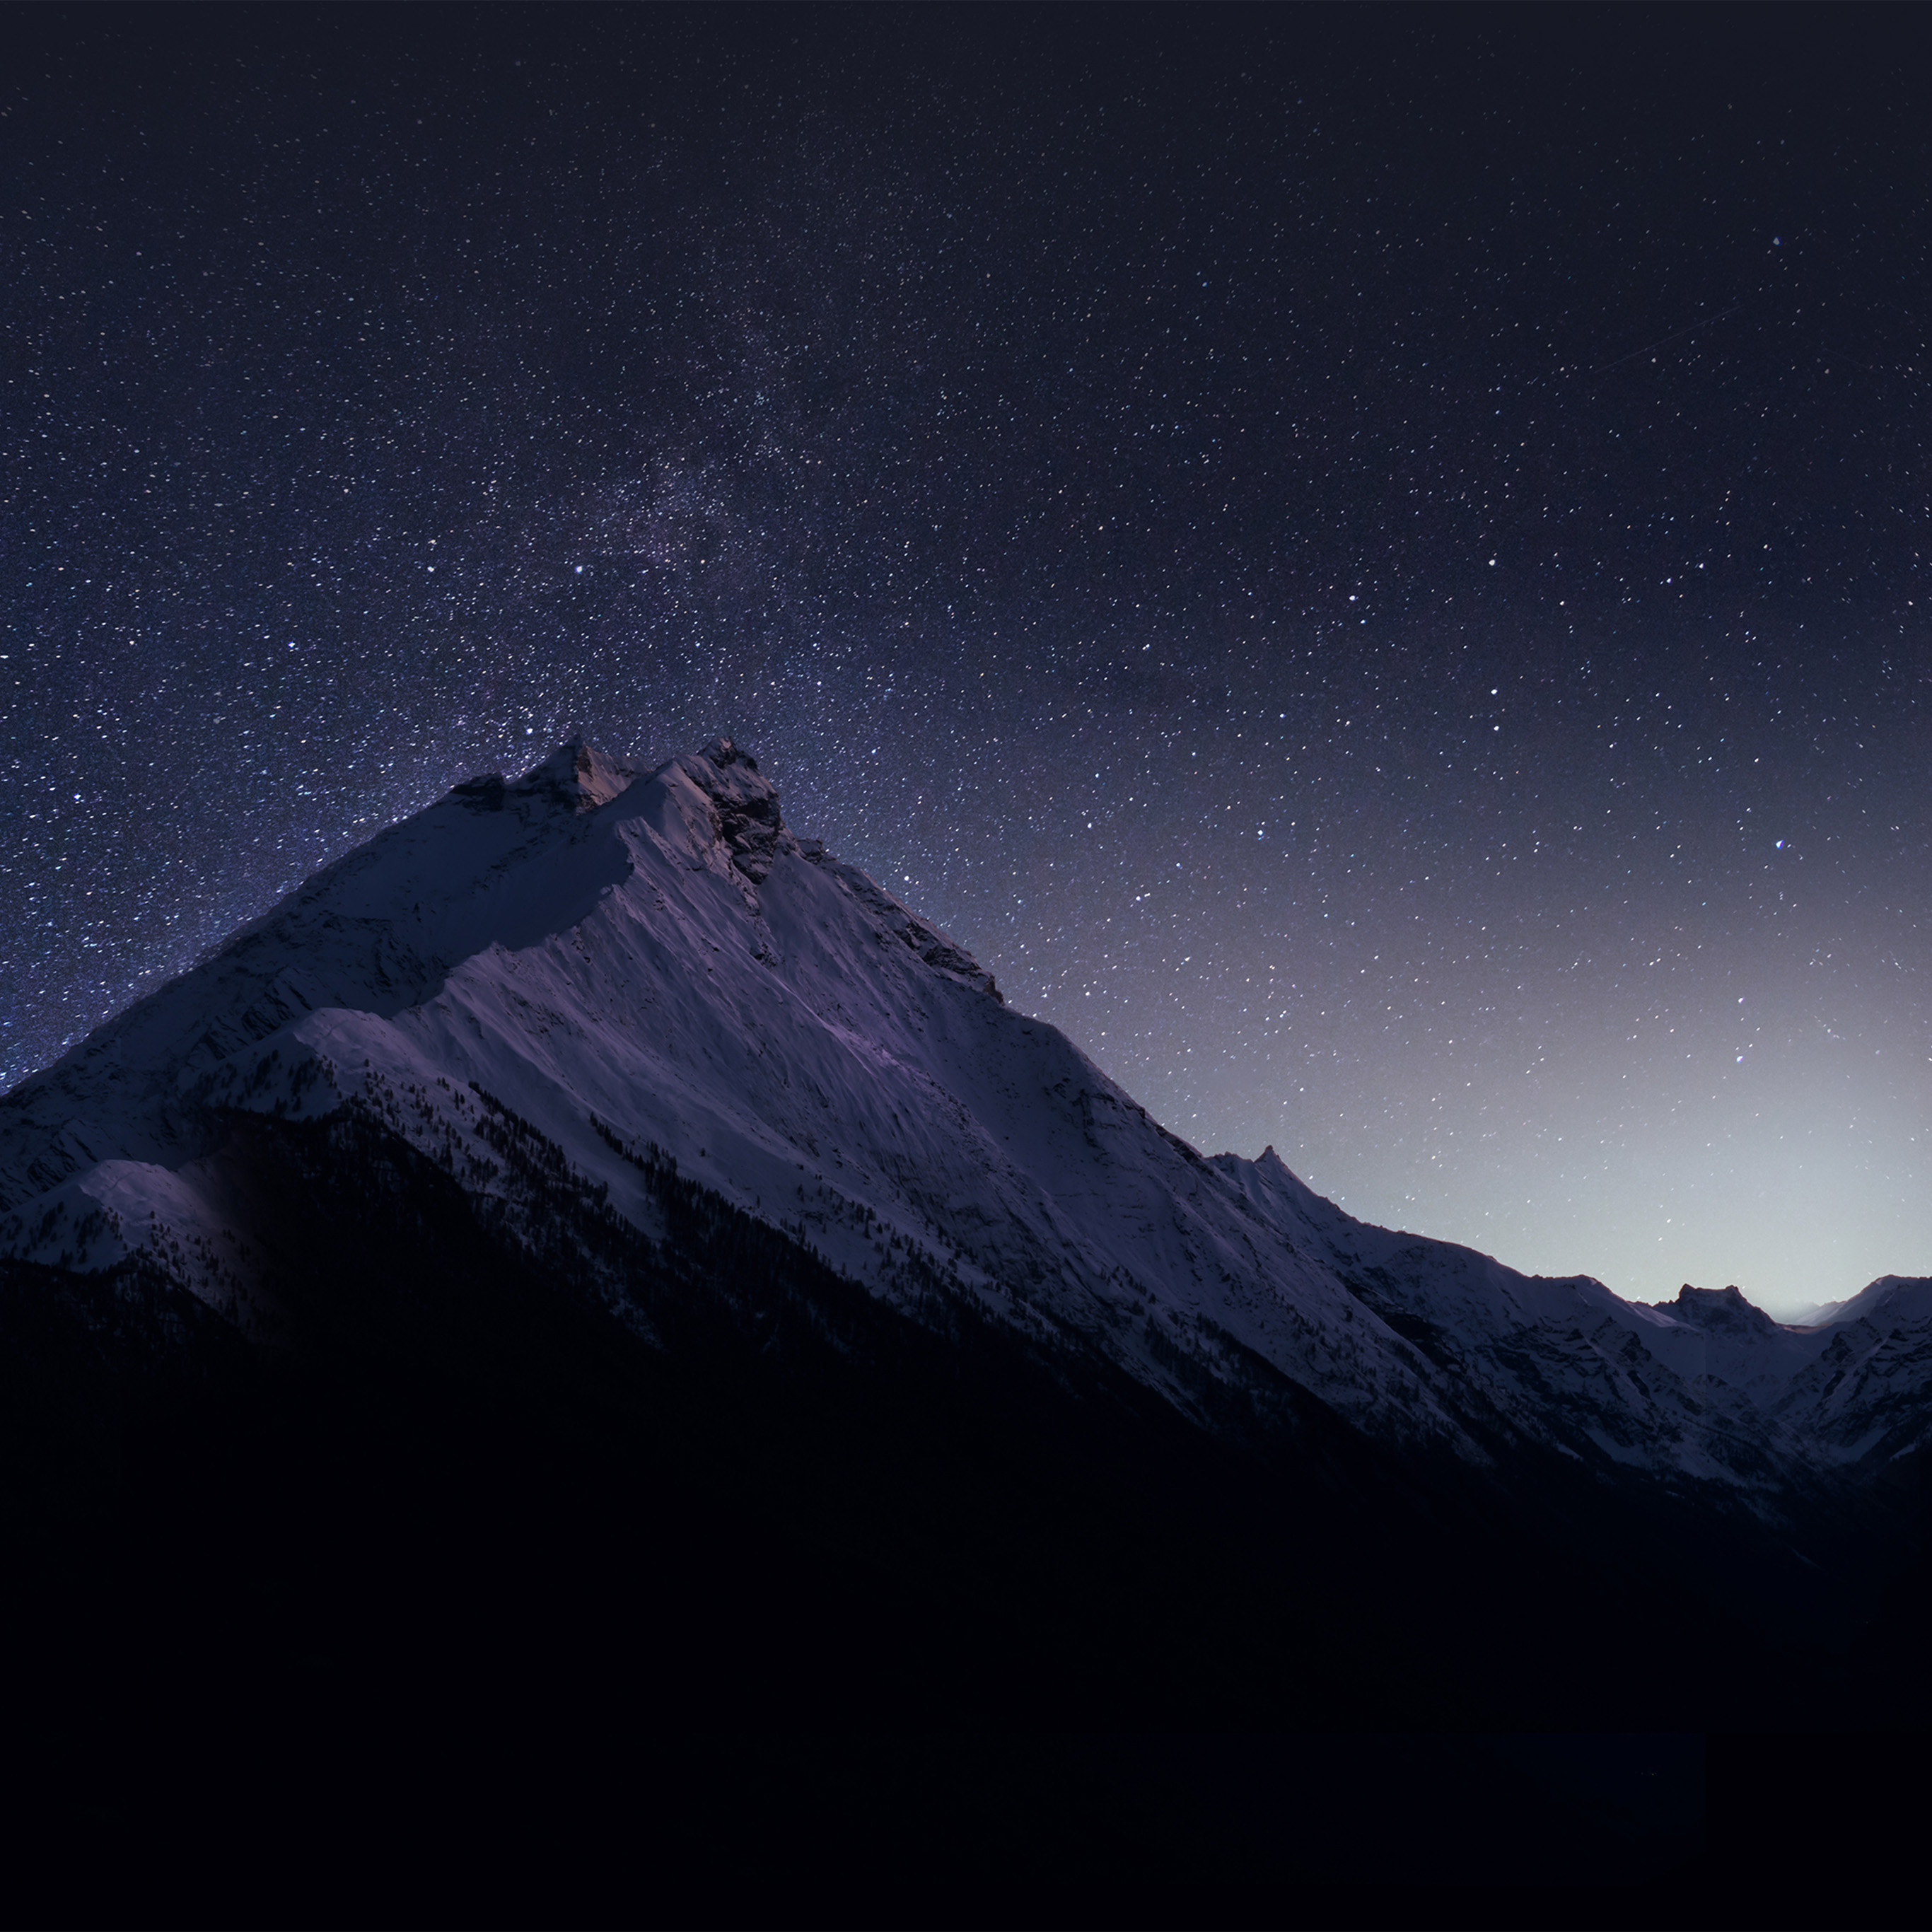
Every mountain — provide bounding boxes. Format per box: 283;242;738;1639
3;738;1927;1755
8;737;1926;1497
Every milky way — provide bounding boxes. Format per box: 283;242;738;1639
4;8;1928;1310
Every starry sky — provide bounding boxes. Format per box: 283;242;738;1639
5;6;1928;1314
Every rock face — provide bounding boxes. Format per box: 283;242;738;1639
3;738;1926;1548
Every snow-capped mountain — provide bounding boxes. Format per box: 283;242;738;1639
4;738;1926;1530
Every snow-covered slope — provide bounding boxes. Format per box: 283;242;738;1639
5;738;1926;1509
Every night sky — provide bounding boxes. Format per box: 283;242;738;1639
5;6;1928;1313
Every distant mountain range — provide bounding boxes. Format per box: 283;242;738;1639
4;738;1927;1765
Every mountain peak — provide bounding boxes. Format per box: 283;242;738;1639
521;737;639;812
671;737;789;880
697;735;757;772
454;737;639;815
1660;1282;1781;1337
